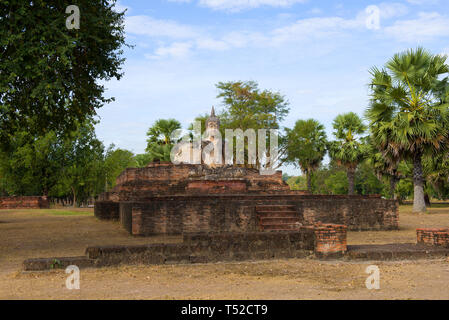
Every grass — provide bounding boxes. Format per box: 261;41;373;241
46;209;93;216
399;203;449;214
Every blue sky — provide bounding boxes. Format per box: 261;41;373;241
96;0;449;175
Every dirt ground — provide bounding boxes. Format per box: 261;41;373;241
1;206;449;300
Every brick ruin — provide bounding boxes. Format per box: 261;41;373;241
95;161;399;237
92;108;398;264
23;224;349;271
417;228;449;248
0;196;49;209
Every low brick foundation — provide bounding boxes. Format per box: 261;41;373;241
314;224;347;258
346;243;449;261
417;228;449;248
23;224;347;271
0;196;49;209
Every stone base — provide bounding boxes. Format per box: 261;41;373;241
22;224;347;271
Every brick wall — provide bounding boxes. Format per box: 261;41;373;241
100;194;397;236
314;223;347;258
300;195;399;231
0;196;49;209
107;163;301;200
94;201;119;220
186;180;247;194
417;228;449;248
94;163;397;235
85;225;346;266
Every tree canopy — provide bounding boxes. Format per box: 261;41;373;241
328;112;368;195
285;119;327;192
0;0;127;149
145;119;182;162
366;47;449;212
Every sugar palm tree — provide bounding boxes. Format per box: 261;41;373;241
328;112;367;195
365;136;401;199
366;48;449;212
285;119;327;192
423;151;449;200
146;119;182;162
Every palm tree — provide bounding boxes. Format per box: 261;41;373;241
423;151;449;200
285;119;327;192
366;48;449;213
328;112;367;195
365;136;401;199
146;119;182;162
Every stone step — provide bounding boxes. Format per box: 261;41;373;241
259;217;300;225
255;205;296;212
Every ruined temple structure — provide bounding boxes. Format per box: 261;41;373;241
95;109;399;236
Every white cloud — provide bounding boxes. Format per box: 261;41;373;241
384;12;449;42
126;5;449;60
271;16;362;45
147;42;194;59
377;2;409;19
406;0;439;4
169;0;308;11
196;38;230;51
125;16;199;39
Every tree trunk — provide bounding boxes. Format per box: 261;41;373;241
412;151;426;213
306;171;312;193
389;175;399;200
424;193;431;208
72;187;77;208
347;168;355;195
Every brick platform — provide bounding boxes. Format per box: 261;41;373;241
0;196;49;209
417;228;449;248
22;224;347;271
345;243;449;260
95;162;399;236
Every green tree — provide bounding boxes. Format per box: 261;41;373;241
366;48;449;212
0;131;62;196
324;171;348;195
355;162;387;196
58;122;105;207
422;152;449;200
216;81;289;131
0;0;127;149
328;112;367;195
134;153;152;168
286;175;307;191
104;146;136;190
365;136;401;199
0;121;106;206
216;81;290;169
285;119;327;192
145;119;182;162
